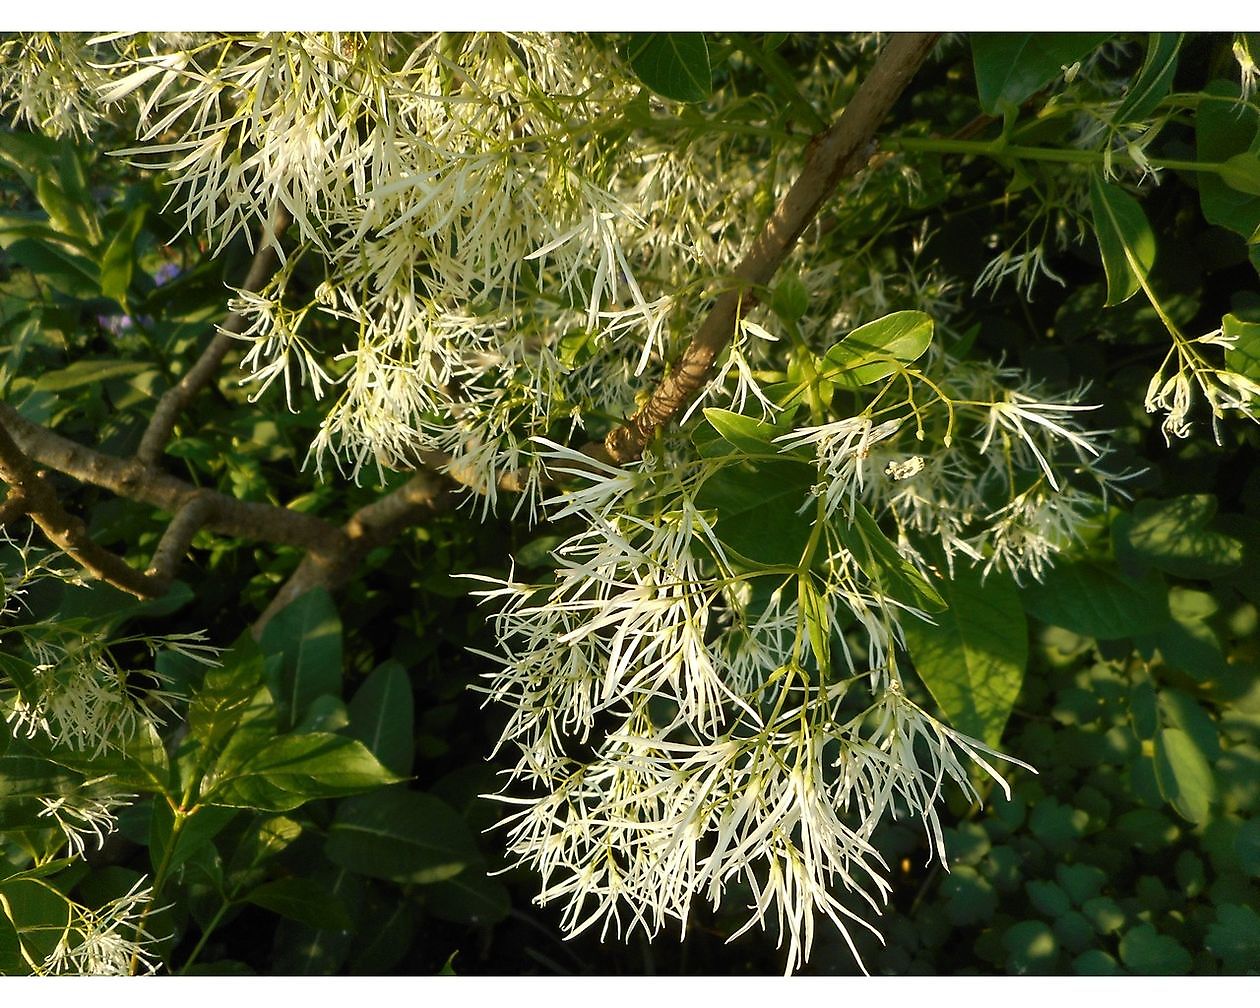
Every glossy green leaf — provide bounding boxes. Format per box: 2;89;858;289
0;878;71;966
203;733;401;812
1021;561;1168;639
347;660;414;777
325;790;479;885
34;174;93;242
701;407;797;455
694;456;815;566
4;237;100;299
1197;81;1260;244
1118;922;1191;974
1220;152;1260;197
1153;727;1215;825
187;638;268;752
1089;174;1157;306
98;206;145;310
770;275;810;322
244;877;353;931
1223;313;1260;382
1120;495;1244;578
259;588;343;731
971;34;1111;115
835;501;945;612
821;310;933;387
902;566;1027;745
1114;34;1184;124
626;33;712;103
798;576;831;674
0;130;61;188
33;359;151;393
1002;918;1058;974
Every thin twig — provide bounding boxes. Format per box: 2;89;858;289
601;32;940;463
0;418;164;598
136;207;291;466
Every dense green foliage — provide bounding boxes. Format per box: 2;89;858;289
1;31;1259;975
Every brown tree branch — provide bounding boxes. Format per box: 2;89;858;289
2;402;451;623
144;491;218;591
601;32;940;464
136;207;291;466
0;418;164;598
0;402;344;553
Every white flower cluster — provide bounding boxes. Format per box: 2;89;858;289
37;878;159;976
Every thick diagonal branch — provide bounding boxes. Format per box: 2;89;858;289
0;418;164;598
602;32;940;463
0;402;344;553
136;207;291;466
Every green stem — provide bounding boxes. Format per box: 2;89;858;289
887;135;1226;177
128;800;189;976
179;898;234;975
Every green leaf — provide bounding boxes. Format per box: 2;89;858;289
798;576;831;674
325;790;480;885
902;566;1027;745
98;205;145;311
0;130;61;189
187;638;268;753
700;406;798;456
203;733;402;812
1119;923;1192;975
1113;34;1184;124
1020;561;1168;639
1120;495;1244;578
1153;727;1215;825
0;878;71;966
835;501;946;613
34;174;93;243
694;456;815;566
1237;818;1260;877
1224;313;1260;382
1197;81;1260;245
347;660;414;777
1219;153;1260;197
821;310;933;387
244;877;353;931
33;359;151;393
1207;903;1260;971
1002;919;1058;974
1089;174;1157;306
626;33;712;103
4;237;100;299
971;34;1111;116
770;276;810;322
259;588;344;731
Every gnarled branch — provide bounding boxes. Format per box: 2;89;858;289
0;417;164;598
0;402;344;553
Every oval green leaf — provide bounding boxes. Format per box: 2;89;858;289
626;33;712;103
903;566;1027;745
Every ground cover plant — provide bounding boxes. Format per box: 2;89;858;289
0;31;1258;976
